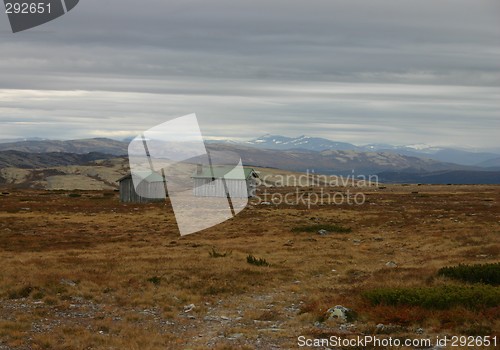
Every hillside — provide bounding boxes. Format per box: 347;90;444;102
1;138;497;189
215;134;500;166
206;144;473;175
378;170;500;185
0;138;128;155
476;156;500;169
0;158;129;190
0;150;119;169
1;144;494;189
2;136;499;168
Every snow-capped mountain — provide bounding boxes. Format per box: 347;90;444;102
361;143;443;153
208;134;500;167
245;134;358;151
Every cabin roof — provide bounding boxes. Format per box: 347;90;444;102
192;166;257;180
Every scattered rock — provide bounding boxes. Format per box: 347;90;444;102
326;305;357;322
352;239;361;243
228;333;244;339
258;328;285;333
203;316;219;322
60;279;77;287
183;304;195;313
385;261;397;268
339;323;356;332
317;229;329;235
375;323;403;334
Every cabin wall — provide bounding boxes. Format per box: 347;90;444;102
193;178;255;198
246;177;258;197
119;178;166;203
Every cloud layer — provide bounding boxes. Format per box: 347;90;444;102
0;0;499;147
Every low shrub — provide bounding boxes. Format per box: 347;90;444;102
209;248;232;258
438;263;500;286
147;276;161;285
247;255;270;267
32;290;45;300
362;285;500;310
8;285;33;299
291;224;351;233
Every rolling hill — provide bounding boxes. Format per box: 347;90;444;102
0;138;128;155
206;143;474;176
378;170;500;185
0;150;119;169
1;137;498;187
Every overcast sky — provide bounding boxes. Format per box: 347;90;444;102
0;0;499;149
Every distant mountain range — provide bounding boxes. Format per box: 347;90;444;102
0;150;118;169
0;135;499;184
1;134;498;167
0;138;128;155
244;134;357;151
235;134;500;167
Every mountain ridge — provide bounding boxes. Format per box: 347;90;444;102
205;143;479;176
0;150;120;169
0;138;128;155
217;134;500;167
0;135;498;169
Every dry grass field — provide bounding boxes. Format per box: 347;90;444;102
0;183;498;349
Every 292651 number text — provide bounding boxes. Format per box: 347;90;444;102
5;2;51;14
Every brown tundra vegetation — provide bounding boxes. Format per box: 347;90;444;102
0;182;498;349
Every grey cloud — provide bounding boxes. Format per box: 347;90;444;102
0;0;499;147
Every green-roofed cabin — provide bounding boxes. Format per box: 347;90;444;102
118;171;167;203
192;165;259;198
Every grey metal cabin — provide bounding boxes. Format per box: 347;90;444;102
192;165;259;198
118;172;167;203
